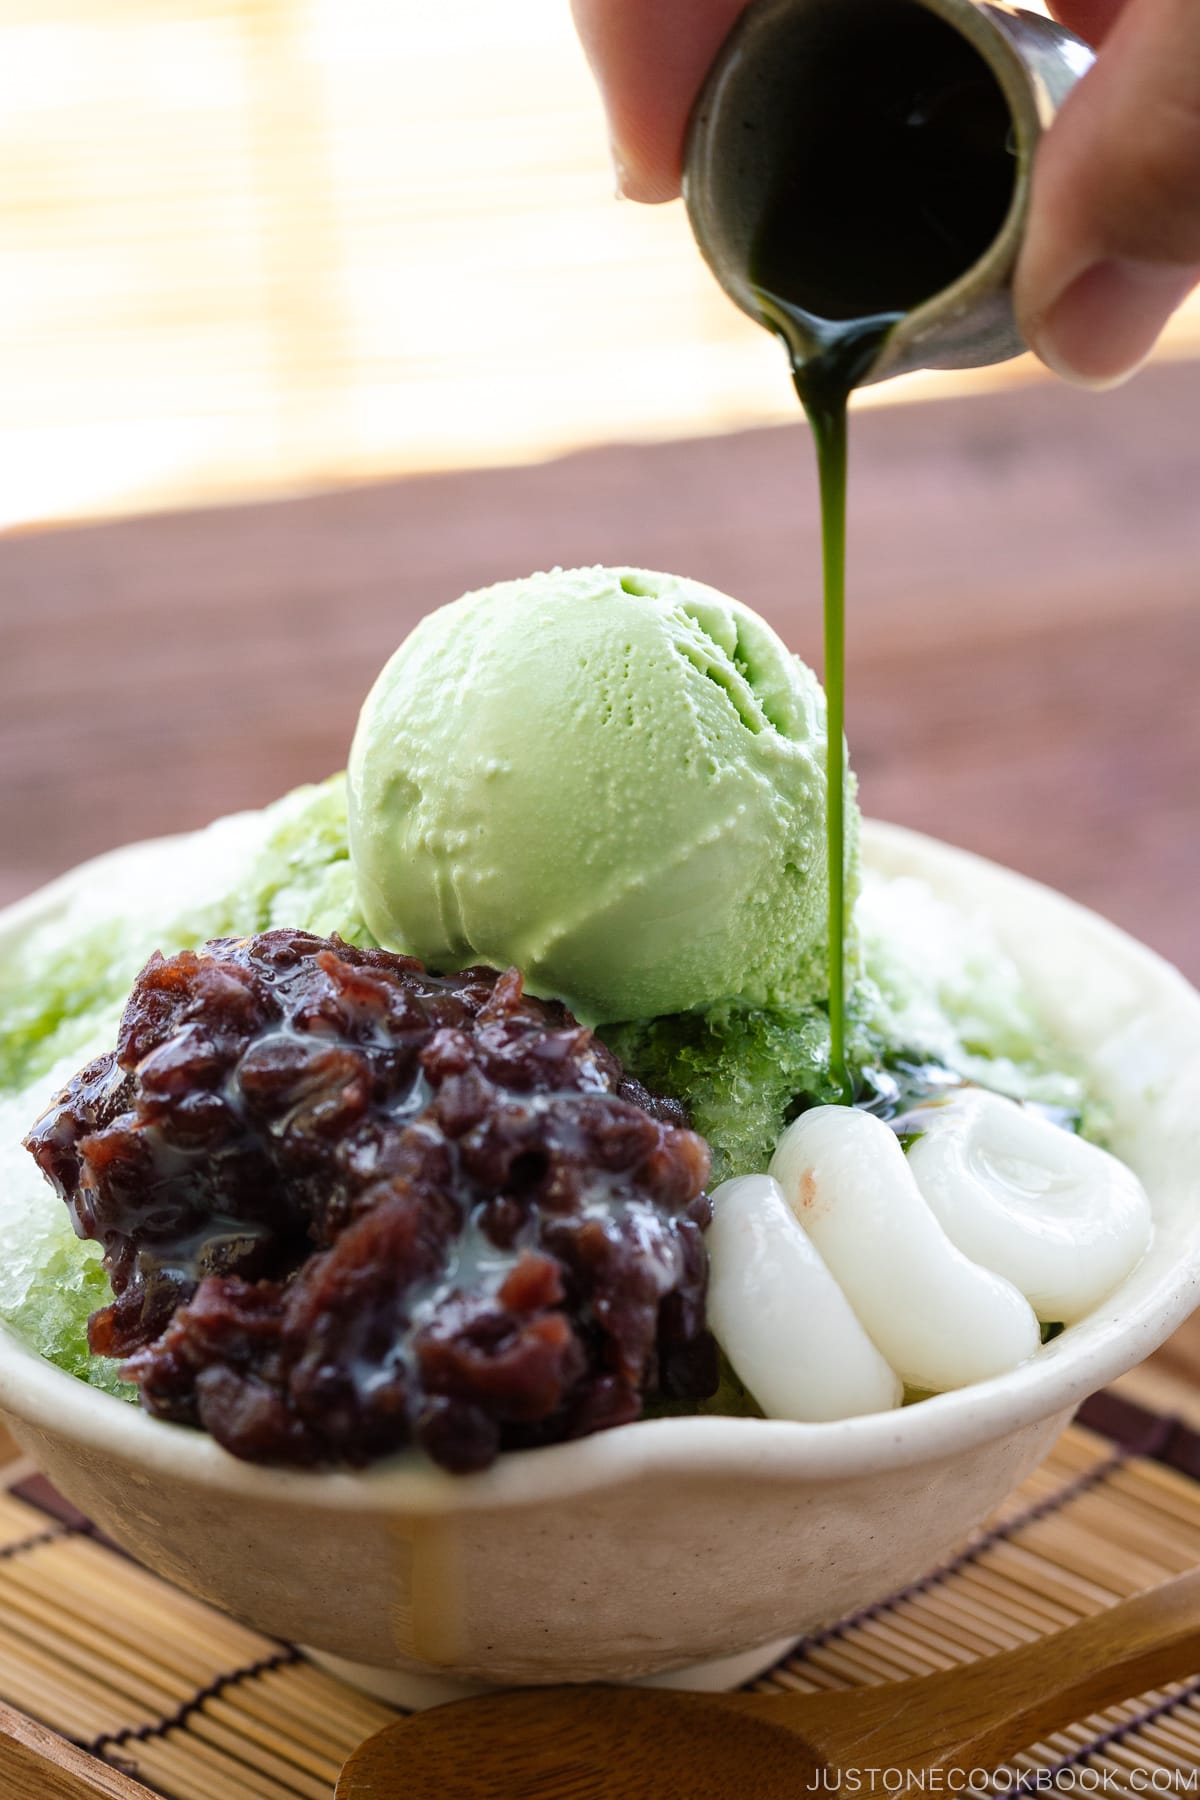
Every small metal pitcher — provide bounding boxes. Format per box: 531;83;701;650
683;0;1094;386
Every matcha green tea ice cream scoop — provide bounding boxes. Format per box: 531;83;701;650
347;566;854;1023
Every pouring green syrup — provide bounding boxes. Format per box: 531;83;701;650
751;306;902;1098
744;0;1018;1099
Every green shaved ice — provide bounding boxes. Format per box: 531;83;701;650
855;870;1105;1137
236;775;374;946
0;775;375;1388
0;1051;132;1397
608;866;1101;1181
0;775;372;1098
606;1002;854;1184
0;838;243;1097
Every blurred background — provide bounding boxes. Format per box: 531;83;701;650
4;0;1200;528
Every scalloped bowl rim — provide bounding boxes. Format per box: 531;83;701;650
0;818;1197;1513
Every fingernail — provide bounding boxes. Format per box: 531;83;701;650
610;140;631;201
607;137;669;203
1029;258;1199;389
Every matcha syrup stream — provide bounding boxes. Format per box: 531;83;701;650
741;0;1020;1099
791;316;900;1098
752;305;900;1099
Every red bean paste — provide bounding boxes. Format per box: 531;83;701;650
25;931;716;1473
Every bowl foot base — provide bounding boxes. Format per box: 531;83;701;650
303;1635;799;1710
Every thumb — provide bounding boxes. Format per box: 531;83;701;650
1016;0;1200;387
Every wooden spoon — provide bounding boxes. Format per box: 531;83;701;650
337;1564;1200;1798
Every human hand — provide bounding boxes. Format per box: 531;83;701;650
571;0;1200;387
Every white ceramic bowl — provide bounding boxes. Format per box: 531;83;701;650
0;822;1197;1699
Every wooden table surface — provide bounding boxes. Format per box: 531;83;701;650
2;359;1198;1409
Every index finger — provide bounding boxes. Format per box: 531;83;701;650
571;0;752;201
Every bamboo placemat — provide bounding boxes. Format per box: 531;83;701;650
754;1394;1200;1793
1;1395;1199;1796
